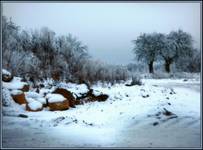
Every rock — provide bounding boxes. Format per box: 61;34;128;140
26;100;43;112
163;108;174;116
21;84;29;92
53;88;76;108
96;94;109;102
75;89;109;104
39;84;45;88
86;89;109;102
48;99;69;111
2;69;13;82
183;79;188;82
142;94;149;98
153;122;159;126
18;114;28;118
11;90;27;104
169;89;176;95
75;99;83;105
36;88;40;93
46;93;69;110
25;92;47;107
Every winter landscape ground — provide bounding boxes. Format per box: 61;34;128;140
2;74;201;148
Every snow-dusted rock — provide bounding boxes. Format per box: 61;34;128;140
46;93;69;111
53;88;76;108
21;84;29;92
36;98;47;105
25;91;47;106
48;100;69;111
2;69;13;82
26;100;43;112
57;82;89;98
11;90;27;104
46;93;66;103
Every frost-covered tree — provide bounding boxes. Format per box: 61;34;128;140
175;48;201;72
56;34;89;80
29;27;58;78
2;16;20;70
132;33;165;73
19;30;32;51
2;16;130;84
161;29;193;73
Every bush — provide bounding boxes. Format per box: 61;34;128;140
125;75;142;86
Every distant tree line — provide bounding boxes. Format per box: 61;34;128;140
132;30;201;73
2;16;129;84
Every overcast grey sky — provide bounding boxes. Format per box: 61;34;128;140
2;2;201;65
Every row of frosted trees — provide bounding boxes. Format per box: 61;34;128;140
2;16;129;84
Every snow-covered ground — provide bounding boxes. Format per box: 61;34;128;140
2;78;201;148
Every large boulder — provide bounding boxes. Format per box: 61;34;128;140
11;90;27;104
53;88;76;108
46;93;69;111
25;91;47;107
2;69;13;82
48;100;69;111
26;99;43;112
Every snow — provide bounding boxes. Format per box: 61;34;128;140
2;78;201;147
36;98;46;104
10;89;23;95
2;77;27;90
2;69;11;76
39;88;53;96
26;97;36;103
25;91;41;99
93;89;102;96
46;93;66;103
2;88;15;107
28;101;42;110
25;92;46;104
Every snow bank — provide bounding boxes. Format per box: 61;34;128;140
2;78;200;147
46;93;66;103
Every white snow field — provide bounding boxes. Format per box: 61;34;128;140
2;78;201;148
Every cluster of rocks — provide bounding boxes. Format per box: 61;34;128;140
2;69;109;112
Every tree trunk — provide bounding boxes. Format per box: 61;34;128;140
148;61;154;73
165;60;172;73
